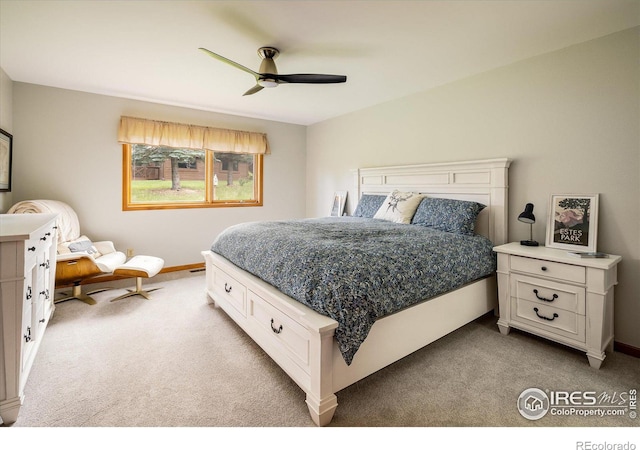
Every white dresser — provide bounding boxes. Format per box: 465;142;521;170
493;242;621;369
0;213;58;425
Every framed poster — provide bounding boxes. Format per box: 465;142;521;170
0;128;12;192
330;191;348;217
546;194;599;252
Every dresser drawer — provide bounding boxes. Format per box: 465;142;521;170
247;290;310;373
21;292;35;373
511;297;585;343
510;255;585;284
24;236;40;269
511;274;585;314
212;265;246;316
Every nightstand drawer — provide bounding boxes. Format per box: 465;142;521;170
510;255;585;284
511;274;585;314
511;297;585;343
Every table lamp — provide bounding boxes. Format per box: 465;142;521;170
518;203;539;246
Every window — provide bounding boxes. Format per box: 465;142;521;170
178;160;197;170
118;116;269;210
123;144;263;210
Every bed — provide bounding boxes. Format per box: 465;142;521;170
201;158;511;425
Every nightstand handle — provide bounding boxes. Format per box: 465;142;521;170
534;307;558;321
533;289;558;302
541;266;547;271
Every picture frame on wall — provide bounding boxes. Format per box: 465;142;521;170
330;191;348;217
0;129;12;192
546;193;599;252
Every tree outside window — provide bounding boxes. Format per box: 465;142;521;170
123;144;262;210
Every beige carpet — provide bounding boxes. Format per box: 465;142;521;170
4;271;639;444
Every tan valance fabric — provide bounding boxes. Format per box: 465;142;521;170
117;116;270;155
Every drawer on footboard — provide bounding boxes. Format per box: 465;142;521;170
212;265;247;316
247;290;311;375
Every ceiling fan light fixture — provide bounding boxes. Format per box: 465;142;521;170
258;79;278;88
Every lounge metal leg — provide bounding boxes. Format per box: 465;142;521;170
110;277;162;302
55;283;98;305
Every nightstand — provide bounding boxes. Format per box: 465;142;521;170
493;242;621;369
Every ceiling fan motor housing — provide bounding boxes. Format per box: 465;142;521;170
258;47;279;85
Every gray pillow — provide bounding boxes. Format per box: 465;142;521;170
353;194;387;218
411;197;486;235
68;239;98;255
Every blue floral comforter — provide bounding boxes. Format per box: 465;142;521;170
211;217;496;365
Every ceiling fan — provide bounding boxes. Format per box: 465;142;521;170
199;46;347;96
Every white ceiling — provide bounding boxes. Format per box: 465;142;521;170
1;1;638;125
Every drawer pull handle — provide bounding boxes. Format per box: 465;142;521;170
224;283;232;293
270;318;283;334
534;307;558;321
541;266;547;271
24;326;32;343
27;246;36;252
533;289;558;302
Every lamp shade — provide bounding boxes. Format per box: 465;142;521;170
518;203;536;224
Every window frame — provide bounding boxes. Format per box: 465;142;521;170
122;144;263;211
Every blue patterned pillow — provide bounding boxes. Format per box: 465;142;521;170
411;197;486;235
353;194;387;218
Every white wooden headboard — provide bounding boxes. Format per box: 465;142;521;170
352;158;512;245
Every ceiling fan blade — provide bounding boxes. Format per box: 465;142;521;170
273;74;347;84
199;47;259;79
243;84;264;96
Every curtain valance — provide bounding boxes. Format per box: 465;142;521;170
117;116;270;155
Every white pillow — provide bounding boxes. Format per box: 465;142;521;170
373;190;424;224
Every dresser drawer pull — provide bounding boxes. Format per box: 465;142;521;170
27;246;36;252
541;266;547;271
224;283;232;293
533;289;558;303
270;318;283;334
24;326;32;343
534;307;558;321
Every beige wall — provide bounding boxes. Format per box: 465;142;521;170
0;68;14;212
307;27;640;348
9;84;307;267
